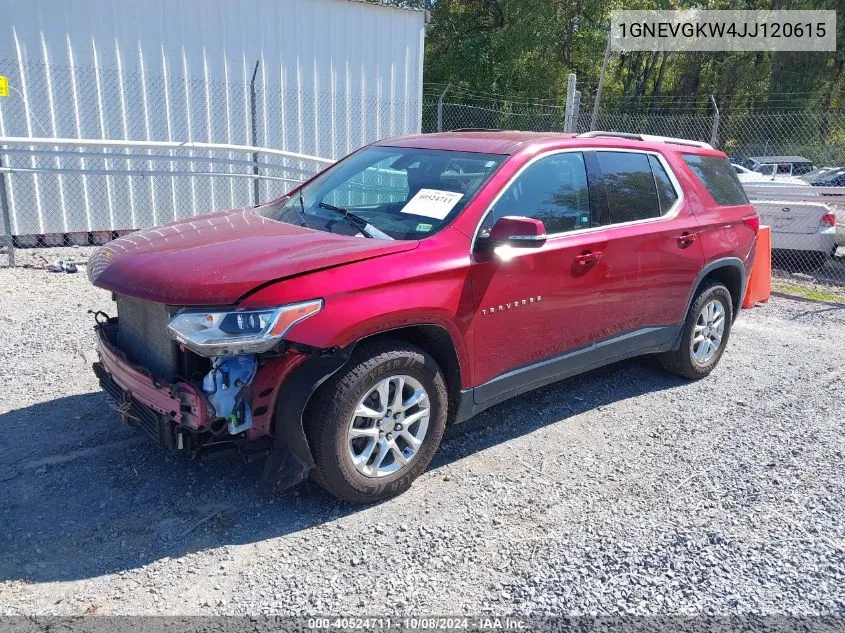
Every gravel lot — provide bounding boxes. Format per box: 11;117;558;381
0;247;843;617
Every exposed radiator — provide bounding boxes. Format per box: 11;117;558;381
115;295;180;382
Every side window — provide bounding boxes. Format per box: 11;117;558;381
648;154;679;214
596;152;661;223
483;152;590;235
683;154;749;206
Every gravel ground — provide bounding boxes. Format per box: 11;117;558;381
0;247;843;617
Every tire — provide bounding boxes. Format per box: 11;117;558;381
305;339;448;503
659;280;733;380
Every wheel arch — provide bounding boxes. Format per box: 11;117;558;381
687;257;746;322
262;321;468;493
354;324;463;425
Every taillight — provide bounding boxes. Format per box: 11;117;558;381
743;216;760;233
821;212;836;228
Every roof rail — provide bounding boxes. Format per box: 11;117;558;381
447;128;502;132
577;131;713;150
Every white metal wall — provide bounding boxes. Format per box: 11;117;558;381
0;0;426;236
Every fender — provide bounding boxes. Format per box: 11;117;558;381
292;306;474;389
331;312;472;387
260;346;353;492
260;317;468;492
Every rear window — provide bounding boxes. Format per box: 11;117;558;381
683;155;749;206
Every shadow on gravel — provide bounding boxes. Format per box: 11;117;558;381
0;358;683;584
434;358;684;469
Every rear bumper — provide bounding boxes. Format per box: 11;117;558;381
771;228;836;255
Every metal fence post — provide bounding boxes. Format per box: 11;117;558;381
0;156;14;267
710;95;720;148
564;73;577;132
591;35;612;131
249;59;261;205
437;83;451;132
572;90;582;133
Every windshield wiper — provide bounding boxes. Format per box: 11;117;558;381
318;202;394;240
295;192;309;227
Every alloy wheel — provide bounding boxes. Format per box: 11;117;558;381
691;299;726;364
346;375;430;478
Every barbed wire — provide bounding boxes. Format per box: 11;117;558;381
423;81;845;113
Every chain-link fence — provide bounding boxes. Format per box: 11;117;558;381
0;55;419;261
2;61;844;302
422;84;845;302
0;140;330;256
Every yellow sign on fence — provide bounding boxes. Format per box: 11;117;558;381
0;76;8;97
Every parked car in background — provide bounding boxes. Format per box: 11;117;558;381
803;167;845;246
742;180;837;269
728;156;754;169
732;163;754;175
748;156;815;176
800;166;844;183
804;166;845;187
88;130;758;503
737;172;806;186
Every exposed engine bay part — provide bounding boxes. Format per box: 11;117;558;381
202;355;258;435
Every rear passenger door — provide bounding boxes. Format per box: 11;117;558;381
590;150;704;338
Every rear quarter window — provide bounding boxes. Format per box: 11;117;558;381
683;154;749;206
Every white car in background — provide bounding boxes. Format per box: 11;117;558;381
736;170;806;185
741;180;837;270
747;155;815;177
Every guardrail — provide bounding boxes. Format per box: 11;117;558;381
742;182;845;202
0;137;334;265
0;136;335;164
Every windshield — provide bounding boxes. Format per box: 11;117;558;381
260;146;506;240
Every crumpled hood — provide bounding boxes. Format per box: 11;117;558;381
88;208;418;305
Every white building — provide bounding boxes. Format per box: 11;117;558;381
0;0;426;239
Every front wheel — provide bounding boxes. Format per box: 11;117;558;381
660;280;733;380
305;339;448;503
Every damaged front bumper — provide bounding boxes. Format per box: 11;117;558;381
92;319;343;491
93;322;209;450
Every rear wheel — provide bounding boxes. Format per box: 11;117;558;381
305;339;448;503
660;280;733;380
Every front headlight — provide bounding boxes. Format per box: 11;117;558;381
166;299;323;357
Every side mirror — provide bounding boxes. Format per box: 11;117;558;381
487;216;547;248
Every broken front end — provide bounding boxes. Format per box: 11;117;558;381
92;294;343;491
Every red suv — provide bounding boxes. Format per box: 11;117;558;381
89;130;758;503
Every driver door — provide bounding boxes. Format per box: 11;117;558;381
469;151;608;401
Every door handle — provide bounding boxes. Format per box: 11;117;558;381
574;250;603;265
676;232;697;248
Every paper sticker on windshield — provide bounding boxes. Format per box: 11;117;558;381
415;222;433;232
401;189;464;220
